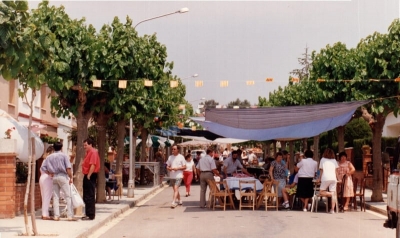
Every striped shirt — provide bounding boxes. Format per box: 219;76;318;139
41;151;71;176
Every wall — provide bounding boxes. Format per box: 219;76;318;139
0;153;41;218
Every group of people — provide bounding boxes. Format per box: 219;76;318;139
275;148;355;213
39;138;100;221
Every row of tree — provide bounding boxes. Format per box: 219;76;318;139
258;19;400;202
0;1;190;235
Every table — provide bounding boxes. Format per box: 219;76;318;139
225;177;263;200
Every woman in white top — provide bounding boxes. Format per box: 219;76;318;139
318;148;339;214
183;154;197;197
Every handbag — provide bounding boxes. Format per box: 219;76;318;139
70;184;84;208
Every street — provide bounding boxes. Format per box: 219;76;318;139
91;184;395;238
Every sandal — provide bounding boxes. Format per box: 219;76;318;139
41;216;52;220
343;206;349;211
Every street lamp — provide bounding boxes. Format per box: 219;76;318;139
134;7;189;29
128;7;189;198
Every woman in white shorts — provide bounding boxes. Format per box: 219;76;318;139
318;148;339;214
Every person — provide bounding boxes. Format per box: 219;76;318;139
223;150;253;178
82;138;100;220
247;150;257;165
155;150;166;184
183;153;196;197
40;142;75;221
269;152;289;208
196;147;221;208
222;148;229;160
295;149;318;212
194;151;202;166
104;163;118;201
39;146;55;220
337;151;355;211
281;150;290;178
318;148;339;214
166;145;186;208
281;173;299;207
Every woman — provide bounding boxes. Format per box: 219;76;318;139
269;152;289;208
183;154;196;197
337;151;355;211
318;148;339;214
295;150;318;212
39;146;54;220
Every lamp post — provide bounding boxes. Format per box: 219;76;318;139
128;7;189;198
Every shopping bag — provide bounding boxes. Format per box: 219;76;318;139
70;184;84;208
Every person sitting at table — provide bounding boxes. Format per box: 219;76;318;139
282;173;299;208
269;152;289;208
105;164;118;201
223;150;253;178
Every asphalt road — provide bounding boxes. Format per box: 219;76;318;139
91;183;395;238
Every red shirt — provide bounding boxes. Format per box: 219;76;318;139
82;148;100;174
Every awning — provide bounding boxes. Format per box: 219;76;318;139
192;100;369;141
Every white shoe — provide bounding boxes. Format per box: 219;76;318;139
284;203;290;209
329;210;335;214
171;203;178;208
303;208;307;212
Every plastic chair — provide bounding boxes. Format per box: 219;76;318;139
239;180;257;210
353;177;366;212
311;181;339;213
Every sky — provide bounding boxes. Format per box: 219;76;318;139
28;0;400;106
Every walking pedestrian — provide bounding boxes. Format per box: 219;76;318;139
41;142;76;221
39;146;54;220
81;138;100;220
166;145;186;208
196;147;221;208
183;153;196;197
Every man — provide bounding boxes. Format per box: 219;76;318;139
166;145;186;208
223;150;253;178
41;142;76;221
247;150;257;165
82;138;100;220
222;148;229;160
194;151;202;166
196;147;221;208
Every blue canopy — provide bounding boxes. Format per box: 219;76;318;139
192;100;369;141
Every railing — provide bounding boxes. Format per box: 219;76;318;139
135;162;160;186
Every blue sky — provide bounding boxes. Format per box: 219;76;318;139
29;0;399;106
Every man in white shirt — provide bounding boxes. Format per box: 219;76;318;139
247;150;257;164
222;148;229;160
166;145;186;208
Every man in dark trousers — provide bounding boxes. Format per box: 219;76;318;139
81;138;100;220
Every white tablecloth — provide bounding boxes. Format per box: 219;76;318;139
225;177;263;191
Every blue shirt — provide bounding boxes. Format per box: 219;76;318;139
41;151;71;176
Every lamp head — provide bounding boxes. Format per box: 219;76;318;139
179;7;189;13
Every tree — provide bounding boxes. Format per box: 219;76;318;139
289;46;311;81
227;98;251;108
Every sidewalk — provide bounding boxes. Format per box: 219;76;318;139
0;183;166;238
0;185;389;238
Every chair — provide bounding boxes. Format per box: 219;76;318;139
353;177;366;212
311;181;339;213
257;180;279;211
206;179;235;210
112;173;123;200
239;180;257;210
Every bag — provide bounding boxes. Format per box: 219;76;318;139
70;184;84;208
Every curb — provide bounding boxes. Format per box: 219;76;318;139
366;203;386;216
77;183;166;238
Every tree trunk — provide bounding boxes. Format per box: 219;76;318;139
140;128;148;185
30;138;37;235
115;119;126;175
302;138;307;152
371;113;385;202
313;135;320;163
72;93;91;204
96;112;112;203
337;126;345;152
